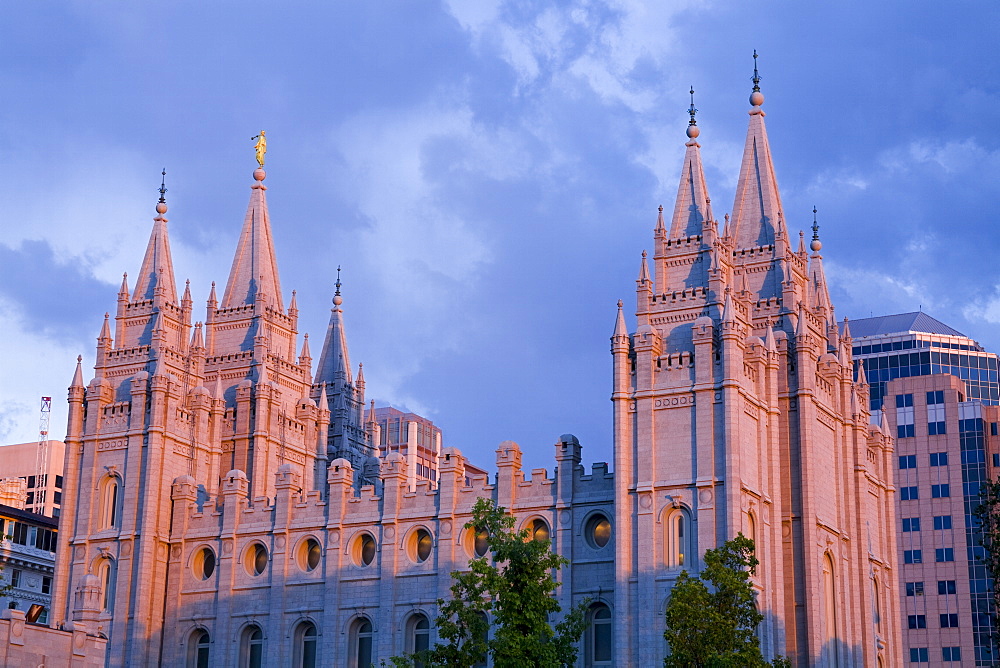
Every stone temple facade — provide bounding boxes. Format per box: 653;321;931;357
52;70;900;667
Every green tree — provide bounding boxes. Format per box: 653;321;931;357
664;533;789;667
393;497;588;667
975;479;1000;647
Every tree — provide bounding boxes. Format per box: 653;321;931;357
975;479;1000;647
664;533;789;667
393;497;588;667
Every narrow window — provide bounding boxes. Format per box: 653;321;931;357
407;614;430;667
585;603;612;666
100;476;122;529
240;625;263;668
351;618;373;668
294;621;317;668
665;510;691;568
98;558;116;612
822;554;838;665
187;629;210;668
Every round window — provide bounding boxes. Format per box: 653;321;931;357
193;547;216;580
244;543;268;576
297;537;322;572
585;514;612;549
353;533;377;567
529;518;549;543
473;527;489;558
412;528;432;563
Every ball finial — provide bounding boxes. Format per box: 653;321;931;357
253;168;266;181
810;206;822;252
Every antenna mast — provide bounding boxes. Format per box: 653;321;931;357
35;396;51;515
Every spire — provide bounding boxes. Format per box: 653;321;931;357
315;267;353;385
857;358;868;387
133;170;178;303
841;316;852;341
299;333;312;365
654;205;666;236
722;289;735;324
613;299;628;338
221;164;284;311
98;312;112;344
669;87;712;238
213;373;224;400
357;362;365;389
730;51;785;250
118;273;130;301
317;382;329;412
807;207;832;312
638;250;650;284
71;355;84;389
191;321;204;349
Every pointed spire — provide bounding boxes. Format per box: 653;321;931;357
857;358;868;387
289;289;298;317
207;281;217;305
133;170;178;303
842;316;852;341
118;273;130;301
795;301;808;339
613;299;628;338
730;51;784;249
357;362;365;388
638;250;650;284
670;89;712;238
318;382;329;412
213;373;224;400
221;165;284;311
722;289;735;324
316;267;353;386
764;321;777;352
299;333;312;364
654;205;666;236
797;230;807;256
182;279;192;305
98;312;112;343
191;321;204;349
71;355;84;389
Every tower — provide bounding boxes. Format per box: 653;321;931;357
52;164;337;665
612;58;902;665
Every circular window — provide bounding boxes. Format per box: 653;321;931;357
353;533;377;567
193;546;216;580
410;528;432;563
585;514;612;549
528;518;549;543
243;543;268;576
297;537;322;572
473;527;489;558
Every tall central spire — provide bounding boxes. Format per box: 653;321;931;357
730;51;784;249
222;164;284;310
668;86;712;238
133;170;178;303
316;267;352;385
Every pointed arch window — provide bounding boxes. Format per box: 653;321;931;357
350;617;373;668
822;553;839;665
239;624;263;668
585;602;613;666
100;475;122;530
665;508;692;568
97;557;116;612
187;629;210;668
293;621;317;668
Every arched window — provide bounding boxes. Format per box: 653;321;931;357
293;621;317;668
872;578;882;633
822;553;839;665
239;624;264;668
97;558;116;612
527;518;550;543
350;617;374;668
585;603;612;666
187;629;210;668
406;613;431;667
100;476;122;529
665;508;691;568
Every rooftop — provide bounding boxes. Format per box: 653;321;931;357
847;311;967;339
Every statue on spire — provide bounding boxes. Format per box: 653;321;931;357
252;130;267;168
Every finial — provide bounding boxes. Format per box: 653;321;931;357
810;206;822;252
641;249;647;258
750;50;764;107
156;169;168;214
252;131;267;180
333;265;343;306
686;86;700;140
617;299;623;309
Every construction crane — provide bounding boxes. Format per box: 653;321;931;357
35;396;51;515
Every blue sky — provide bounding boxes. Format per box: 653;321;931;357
2;2;999;473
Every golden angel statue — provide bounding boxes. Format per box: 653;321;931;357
252;131;267;168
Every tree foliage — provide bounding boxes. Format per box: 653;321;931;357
975;479;1000;647
664;533;788;667
393;497;588;667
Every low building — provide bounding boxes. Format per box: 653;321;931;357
0;440;66;517
0;503;59;624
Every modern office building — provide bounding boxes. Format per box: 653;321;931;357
369;406;489;489
851;312;1000;665
0;440;65;517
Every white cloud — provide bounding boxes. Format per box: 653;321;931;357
878;138;1000;176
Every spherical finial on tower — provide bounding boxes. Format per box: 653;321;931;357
253;168;266;181
686;86;701;139
332;265;343;306
810;206;822;252
156;168;168;214
749;50;765;107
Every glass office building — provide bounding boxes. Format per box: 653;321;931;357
850;311;1000;412
851;312;1000;665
